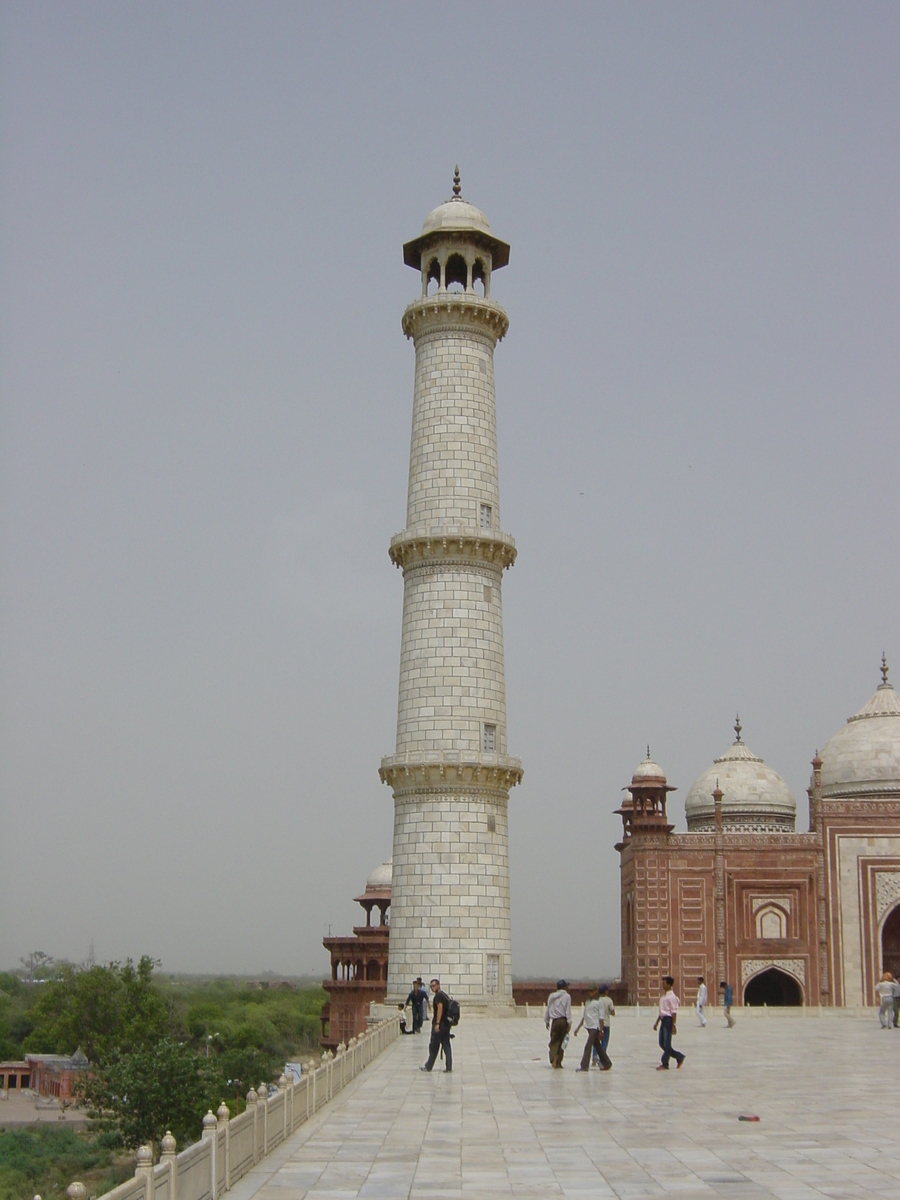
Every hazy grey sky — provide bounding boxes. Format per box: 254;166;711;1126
2;3;897;979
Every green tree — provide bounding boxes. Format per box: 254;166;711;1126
26;958;167;1062
79;1038;219;1150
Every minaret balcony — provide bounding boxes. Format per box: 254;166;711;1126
401;293;509;342
389;526;516;572
379;749;523;793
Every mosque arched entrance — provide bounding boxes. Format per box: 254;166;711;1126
743;967;803;1007
882;905;900;980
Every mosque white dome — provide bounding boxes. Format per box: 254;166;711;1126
684;717;796;833
365;860;392;891
818;657;900;798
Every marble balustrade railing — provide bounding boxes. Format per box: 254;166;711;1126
61;1015;400;1200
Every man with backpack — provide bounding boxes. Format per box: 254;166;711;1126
421;977;453;1073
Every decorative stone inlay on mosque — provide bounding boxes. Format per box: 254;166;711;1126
875;871;900;923
741;958;806;987
751;896;792;915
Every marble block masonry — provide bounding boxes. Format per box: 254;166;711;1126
380;170;522;1008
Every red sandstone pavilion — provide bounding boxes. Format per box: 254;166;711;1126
320;862;391;1051
617;657;900;1009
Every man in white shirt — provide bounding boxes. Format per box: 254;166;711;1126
653;976;685;1069
696;976;708;1027
593;985;615;1066
544;980;572;1068
573;986;612;1071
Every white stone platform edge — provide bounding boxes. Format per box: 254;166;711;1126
373;1002;878;1021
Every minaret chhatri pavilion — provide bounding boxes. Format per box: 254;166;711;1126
380;170;522;1009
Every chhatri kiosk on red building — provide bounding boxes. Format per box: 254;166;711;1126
617;657;900;1009
320;861;391;1051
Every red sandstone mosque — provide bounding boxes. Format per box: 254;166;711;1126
617;657;900;1008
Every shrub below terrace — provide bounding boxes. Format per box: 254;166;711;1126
0;1126;130;1200
1;965;327;1158
165;977;326;1087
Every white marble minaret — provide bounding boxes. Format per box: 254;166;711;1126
380;171;522;1008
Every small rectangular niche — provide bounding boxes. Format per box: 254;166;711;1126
482;723;496;753
479;503;492;529
487;812;496;833
486;954;500;995
483;584;493;603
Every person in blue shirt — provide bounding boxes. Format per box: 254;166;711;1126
719;980;736;1027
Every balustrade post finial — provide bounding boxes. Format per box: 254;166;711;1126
66;1186;87;1200
160;1131;177;1159
201;1109;217;1138
134;1145;153;1194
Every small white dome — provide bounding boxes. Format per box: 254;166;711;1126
365;859;392;890
631;750;667;784
819;658;900;798
421;197;493;239
684;717;796;833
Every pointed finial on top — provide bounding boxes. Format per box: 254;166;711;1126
646;744;651;761
452;165;461;197
734;714;742;743
880;652;889;687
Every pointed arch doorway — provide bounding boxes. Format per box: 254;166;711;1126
882;904;900;980
743;967;803;1006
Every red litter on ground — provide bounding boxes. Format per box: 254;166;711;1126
738;1115;760;1122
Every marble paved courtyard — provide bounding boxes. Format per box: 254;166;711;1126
233;1013;900;1200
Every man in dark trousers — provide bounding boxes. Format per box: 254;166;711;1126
573;984;612;1071
405;978;427;1033
653;976;685;1069
420;978;452;1072
415;978;429;1032
544;980;572;1068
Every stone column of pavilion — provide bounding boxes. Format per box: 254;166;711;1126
380;171;522;1009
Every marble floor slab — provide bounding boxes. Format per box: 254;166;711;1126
231;1013;900;1200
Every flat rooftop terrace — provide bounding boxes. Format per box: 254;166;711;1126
232;1011;900;1200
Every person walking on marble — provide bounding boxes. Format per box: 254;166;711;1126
416;978;430;1032
875;972;895;1028
421;978;452;1072
654;977;685;1070
544;980;572;1068
405;978;428;1033
574;985;612;1072
592;984;616;1066
720;980;736;1027
696;977;708;1027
